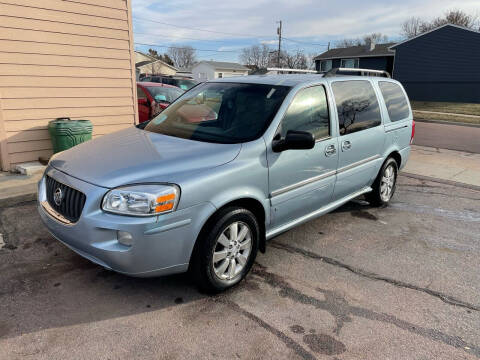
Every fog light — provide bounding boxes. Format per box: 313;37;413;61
117;231;133;246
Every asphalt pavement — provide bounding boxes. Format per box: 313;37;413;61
1;174;479;359
413;121;480;153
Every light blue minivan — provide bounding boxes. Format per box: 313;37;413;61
38;74;414;292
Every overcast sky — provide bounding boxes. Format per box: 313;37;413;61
132;0;479;62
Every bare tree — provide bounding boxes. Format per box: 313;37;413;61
401;17;424;38
335;33;389;48
363;33;389;45
283;50;308;69
167;45;197;69
239;44;271;68
401;9;479;38
334;38;362;48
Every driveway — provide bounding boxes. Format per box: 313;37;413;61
0;175;479;359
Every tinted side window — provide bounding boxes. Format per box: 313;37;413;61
280;86;329;139
331;80;381;135
137;86;147;100
378;81;410;122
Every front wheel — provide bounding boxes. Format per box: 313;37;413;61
366;157;398;207
191;207;259;293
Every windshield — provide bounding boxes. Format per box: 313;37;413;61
146;86;184;103
144;82;291;144
172;79;198;90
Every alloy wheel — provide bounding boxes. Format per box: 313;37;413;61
212;221;252;281
380;164;395;202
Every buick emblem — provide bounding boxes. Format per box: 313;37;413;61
53;187;63;206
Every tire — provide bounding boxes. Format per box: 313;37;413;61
366;157;398;207
190;207;259;293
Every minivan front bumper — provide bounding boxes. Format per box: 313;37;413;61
38;167;215;277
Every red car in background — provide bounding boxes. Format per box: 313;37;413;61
137;82;184;123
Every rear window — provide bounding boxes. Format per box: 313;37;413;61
331;80;382;135
172;79;197;90
146;86;184;103
378;81;410;122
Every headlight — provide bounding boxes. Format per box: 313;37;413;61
102;184;179;216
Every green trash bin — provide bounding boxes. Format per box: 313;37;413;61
48;117;93;153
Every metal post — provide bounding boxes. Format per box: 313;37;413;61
277;20;282;68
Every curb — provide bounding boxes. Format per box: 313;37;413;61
400;172;480;192
414;118;480;128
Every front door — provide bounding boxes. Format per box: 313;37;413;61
267;85;338;228
330;79;385;201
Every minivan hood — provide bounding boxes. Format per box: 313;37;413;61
49;127;241;188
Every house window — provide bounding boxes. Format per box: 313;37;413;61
340;58;359;68
320;60;332;72
218;73;223;78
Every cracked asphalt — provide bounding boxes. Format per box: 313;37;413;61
0;174;479;359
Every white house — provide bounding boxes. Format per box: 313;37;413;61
191;61;249;81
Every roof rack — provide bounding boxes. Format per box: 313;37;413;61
323;68;391;78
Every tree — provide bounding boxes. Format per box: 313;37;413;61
239;44;271;69
283;50;308;69
401;17;423;38
147;49;175;66
158;54;174;66
363;33;389;45
148;48;159;58
401;9;479;39
334;38;361;48
334;33;389;48
167;45;197;69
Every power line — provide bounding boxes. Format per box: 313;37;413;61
134;42;242;53
133;16;270;38
134;31;236;44
282;37;329;46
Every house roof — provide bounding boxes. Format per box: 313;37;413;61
136;60;153;68
135;51;178;71
314;42;396;61
389;23;480;49
198;61;249;71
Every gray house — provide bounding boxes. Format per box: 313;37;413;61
314;42;395;74
390;24;480;103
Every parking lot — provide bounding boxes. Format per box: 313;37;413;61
0;174;479;360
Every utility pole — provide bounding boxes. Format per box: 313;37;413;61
277;20;282;67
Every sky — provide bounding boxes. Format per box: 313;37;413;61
132;0;479;63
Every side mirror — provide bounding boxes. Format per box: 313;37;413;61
272;130;315;153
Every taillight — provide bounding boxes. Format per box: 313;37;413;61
410;120;415;144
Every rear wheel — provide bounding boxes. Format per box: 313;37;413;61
366;157;398;207
191;207;259;293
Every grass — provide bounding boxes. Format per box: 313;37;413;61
411;101;480;116
412;111;480;125
411;101;480;125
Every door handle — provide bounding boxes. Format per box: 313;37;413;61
342;140;352;151
325;144;336;157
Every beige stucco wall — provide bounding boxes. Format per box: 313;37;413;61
0;0;138;171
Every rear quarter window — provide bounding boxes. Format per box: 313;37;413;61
378;82;410;122
331;80;382;135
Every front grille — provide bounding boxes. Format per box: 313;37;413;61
46;176;86;223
